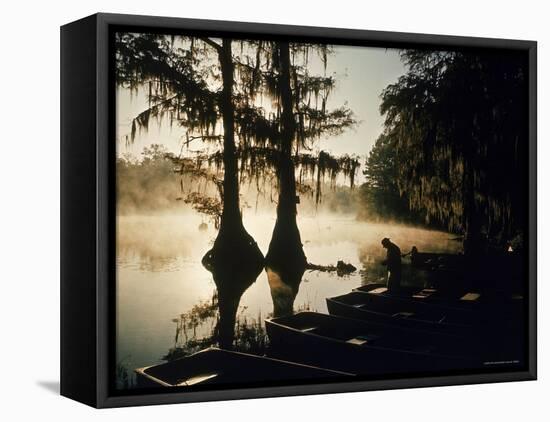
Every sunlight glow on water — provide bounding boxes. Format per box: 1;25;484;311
116;213;461;374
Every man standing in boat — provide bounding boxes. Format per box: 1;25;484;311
381;238;402;291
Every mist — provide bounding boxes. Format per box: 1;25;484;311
116;151;459;271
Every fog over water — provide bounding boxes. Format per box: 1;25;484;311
116;209;460;374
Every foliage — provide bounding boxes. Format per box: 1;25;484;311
116;33;219;143
116;144;223;224
241;42;359;204
164;292;269;360
115;34;360;219
116;144;181;213
379;49;528;247
359;134;420;223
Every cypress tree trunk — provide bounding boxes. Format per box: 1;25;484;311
462;123;485;257
265;42;307;290
218;38;241;234
202;39;263;282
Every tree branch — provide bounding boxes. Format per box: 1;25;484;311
200;37;223;53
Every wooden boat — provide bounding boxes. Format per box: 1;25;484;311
353;284;524;317
326;292;524;348
266;312;478;374
327;292;480;336
135;347;352;388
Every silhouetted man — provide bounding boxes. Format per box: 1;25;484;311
381;238;402;291
409;246;421;267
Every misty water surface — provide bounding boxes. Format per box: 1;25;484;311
116;210;460;377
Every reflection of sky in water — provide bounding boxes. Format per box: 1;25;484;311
116;213;461;374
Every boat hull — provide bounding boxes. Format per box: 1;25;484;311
266;312;477;375
326;294;525;364
135;348;352;388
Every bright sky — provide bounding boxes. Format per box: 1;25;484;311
116;43;406;183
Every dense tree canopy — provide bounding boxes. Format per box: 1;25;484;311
115;34;359;216
359;134;414;222
375;49;528;252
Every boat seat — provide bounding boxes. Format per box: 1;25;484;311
368;287;388;295
346;334;379;346
460;292;481;301
412;288;437;299
175;372;219;386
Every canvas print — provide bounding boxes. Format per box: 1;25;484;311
114;31;528;392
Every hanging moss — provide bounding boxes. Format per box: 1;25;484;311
116;34;359;223
380;49;528;245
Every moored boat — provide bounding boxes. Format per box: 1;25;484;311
326;291;525;351
266;311;478;374
352;284;524;318
135;347;352;388
327;292;481;336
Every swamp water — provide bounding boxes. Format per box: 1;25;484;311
116;213;460;386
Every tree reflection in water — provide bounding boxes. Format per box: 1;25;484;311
266;265;307;318
164;255;268;361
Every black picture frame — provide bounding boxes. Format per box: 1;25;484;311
60;12;537;408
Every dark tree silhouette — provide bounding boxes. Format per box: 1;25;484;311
115;34;360;322
380;50;528;254
249;41;359;315
198;38;264;281
115;34;264;284
265;41;307;282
